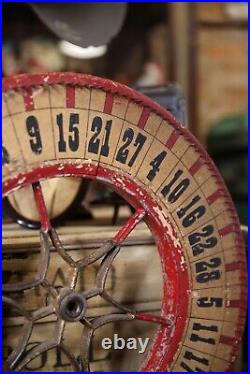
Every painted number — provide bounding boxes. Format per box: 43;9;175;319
197;297;223;308
190;321;218;345
177;194;206;228
195;257;221;283
116;128;146;167
57;113;79;152
180;350;209;371
161;169;190;203
188;225;218;256
147;151;167;181
88;116;112;156
2;146;10;166
26;116;43;154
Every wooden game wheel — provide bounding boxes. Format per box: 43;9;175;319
2;73;247;371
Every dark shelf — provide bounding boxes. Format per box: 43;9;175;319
199;20;248;30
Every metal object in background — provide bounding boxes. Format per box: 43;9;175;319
30;3;127;47
137;84;187;126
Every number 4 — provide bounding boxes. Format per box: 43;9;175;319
146;150;167;181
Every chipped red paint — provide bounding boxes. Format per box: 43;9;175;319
135;313;171;326
113;207;145;245
23;87;34;111
32;182;51;232
3;162;190;372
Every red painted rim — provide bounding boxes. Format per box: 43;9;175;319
1;73;243;236
1;73;241;224
3;163;189;371
2;73;247;371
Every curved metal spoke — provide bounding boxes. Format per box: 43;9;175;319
6;321;33;371
3;231;50;292
96;246;121;292
50;228;77;268
3;296;31;320
83;208;146;300
15;340;58;371
32;304;55;321
13;319;66;371
3;297;57;371
76;240;115;268
112;207;146;246
3;188;149;372
101;290;134;313
80;313;135;371
134;312;173;327
32;182;51;232
77;208;146;269
59;343;82;371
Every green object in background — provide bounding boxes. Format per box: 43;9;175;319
207;113;248;153
207;113;248;225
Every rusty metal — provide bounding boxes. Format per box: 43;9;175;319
3;181;169;372
2;162;190;372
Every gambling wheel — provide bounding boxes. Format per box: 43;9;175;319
2;73;247;371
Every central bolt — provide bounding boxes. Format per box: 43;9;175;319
58;289;87;322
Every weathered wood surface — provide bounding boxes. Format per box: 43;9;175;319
3;219;154;252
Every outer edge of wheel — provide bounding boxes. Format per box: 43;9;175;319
3;162;190;372
2;73;247;371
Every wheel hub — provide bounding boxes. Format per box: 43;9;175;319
57;288;87;322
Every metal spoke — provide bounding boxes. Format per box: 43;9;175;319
96;246;121;292
59;343;82;371
32;182;51;232
3;196;151;372
76;208;145;274
15;340;58;371
14;317;67;371
3;296;31;320
7;321;33;371
80;313;135;371
76;240;115;268
3;231;50;292
134;312;173;327
101;291;134;313
32;304;55;321
50;228;76;268
113;207;146;245
83;208;146;299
